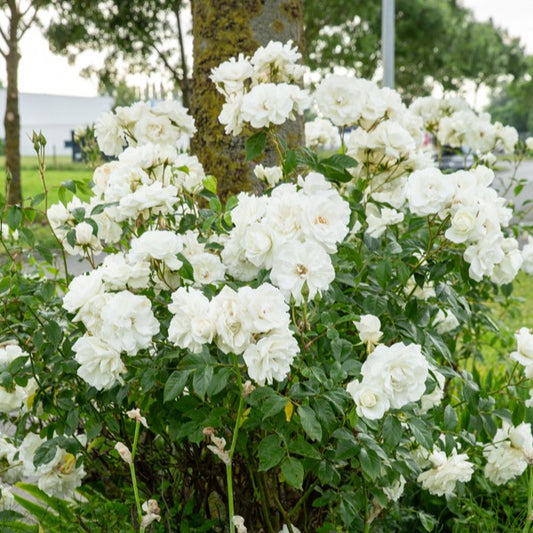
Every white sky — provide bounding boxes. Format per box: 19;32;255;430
5;0;533;97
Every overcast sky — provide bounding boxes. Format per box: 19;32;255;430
9;0;533;97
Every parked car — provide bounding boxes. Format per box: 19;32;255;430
435;145;475;171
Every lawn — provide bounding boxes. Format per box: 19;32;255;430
1;155;94;205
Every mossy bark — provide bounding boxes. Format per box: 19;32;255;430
190;0;304;202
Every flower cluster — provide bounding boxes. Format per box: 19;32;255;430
212;41;310;135
95;100;196;156
168;284;298;386
484;422;533;485
410;96;518;155
0;344;36;414
346;342;429;420
222;172;350;303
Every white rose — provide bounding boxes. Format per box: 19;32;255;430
510;327;533;367
354;314;383;346
405;167;456;216
361;342;429;409
346;379;390;420
130;230;183;271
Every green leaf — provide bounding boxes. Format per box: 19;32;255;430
418;511;436;531
6;206;22;230
262;395;288;419
283;149;298;176
281;457;304;489
61;180;76;193
298;405;322;441
245;131;267;161
289;438;322;460
512;402;526;426
193;365;214;400
44;320;63;348
359;448;381;480
36;245;54;263
362;294;388;315
382;415;402;448
444;404;458;430
408;418;434;449
33;442;58;469
202;175;217;194
258;434;285;471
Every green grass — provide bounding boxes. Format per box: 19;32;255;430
1;155;93;205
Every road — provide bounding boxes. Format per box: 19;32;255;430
493;159;533;222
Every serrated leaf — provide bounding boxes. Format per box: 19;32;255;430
382;415;402;448
6;206;22;230
281;457;304;489
245;131;267;161
360;448;381;480
258;434;285;471
163;370;191;402
444;404;458;430
289;439;322;460
192;365;213;400
61;180;76;193
298;405;322;441
262;395;287;419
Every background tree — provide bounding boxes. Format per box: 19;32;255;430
303;0;527;100
488;56;533;134
46;0;192;107
1;0;47;205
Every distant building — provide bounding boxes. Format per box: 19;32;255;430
0;90;113;156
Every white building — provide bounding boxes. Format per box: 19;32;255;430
0;90;113;157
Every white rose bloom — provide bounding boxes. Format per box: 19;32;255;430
0;343;27;365
434;309;459;334
243;330;299;386
132;113;181;147
315;75;365;126
152;100;196;139
116;182;179;222
239;284;290;334
251;40;304;83
241;83;309;129
242;222;276;269
254;164;283;187
63;270;105;314
445;206;484;244
115;100;149;124
491;238;523;285
95;111;125;155
99;253;151;291
417;449;474;496
38;464;86;499
372;120;416;160
508;422;533;453
346;379;390;420
130;230;183;271
298;172;340;198
221;229;262;282
521;236;533;275
510;327;533;367
219;92;245;135
405;167;456;216
361;342;429;409
173;154;206;193
211;286;252;355
211;53;253;96
525;137;533;151
304;118;339;150
168;287;215;353
365;204;404;239
189;252;226;286
484;441;527;485
354;314;383;346
73;335;126;390
74;221;96;246
98;291;160;355
301;194;351;253
278;524;301;533
230;192;268;227
20;433;63;476
464;236;505;281
0;387;26;413
270;241;335;304
497;124;519;153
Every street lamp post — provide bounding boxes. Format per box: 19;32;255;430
382;0;395;88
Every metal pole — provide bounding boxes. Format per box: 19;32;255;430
382;0;395;88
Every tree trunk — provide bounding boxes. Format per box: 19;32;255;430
4;9;21;206
190;0;304;202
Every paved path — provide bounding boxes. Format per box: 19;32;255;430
494;159;533;222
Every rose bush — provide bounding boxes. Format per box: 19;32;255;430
1;40;533;531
